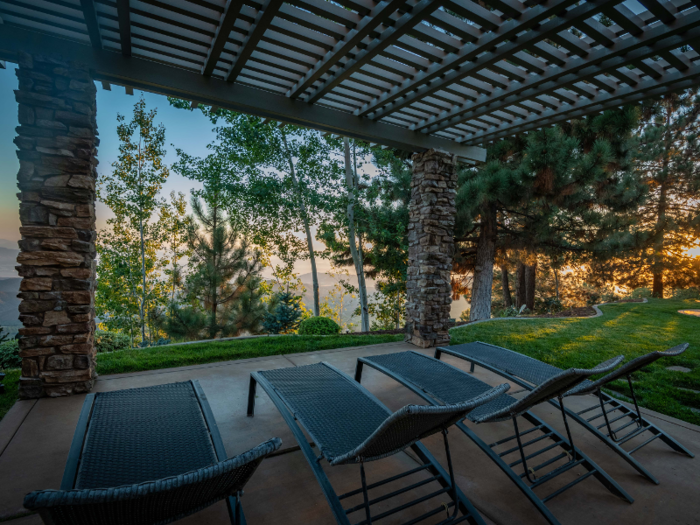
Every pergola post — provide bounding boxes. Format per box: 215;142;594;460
405;149;457;348
14;52;99;398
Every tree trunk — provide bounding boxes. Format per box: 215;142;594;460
525;261;537;311
516;261;526;309
344;138;369;331
138;216;147;344
282;131;320;316
501;265;512;308
652;182;668;299
470;204;497;321
554;269;560;301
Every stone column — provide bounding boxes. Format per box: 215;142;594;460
405;149;457;348
13;52;98;398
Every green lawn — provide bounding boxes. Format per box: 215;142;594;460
450;298;700;425
96;333;403;375
0;334;403;421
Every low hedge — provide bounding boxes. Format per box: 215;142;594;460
297;316;341;335
0;339;20;370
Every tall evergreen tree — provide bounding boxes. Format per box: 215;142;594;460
456;107;646;320
177;154;265;338
620;91;700;296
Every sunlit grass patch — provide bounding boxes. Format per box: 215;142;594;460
450;299;700;425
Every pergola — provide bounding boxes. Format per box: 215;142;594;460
1;0;700;398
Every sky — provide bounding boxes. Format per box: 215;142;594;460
0;62;337;276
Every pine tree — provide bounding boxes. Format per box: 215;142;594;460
620;91;700;296
262;292;303;334
456;107;646;320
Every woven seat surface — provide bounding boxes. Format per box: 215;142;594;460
363;352;515;422
259;363;390;462
76;382;217;489
444;341;597;390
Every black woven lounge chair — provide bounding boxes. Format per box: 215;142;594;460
356;351;632;525
435;342;694;485
25;380;281;525
247;362;509;525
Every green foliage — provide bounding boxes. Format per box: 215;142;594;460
0;339;20;369
367;282;405;331
95;331;131;353
263;292;303;334
169;101;343;316
298;316;341;335
451;299;700;426
612;90;700;297
629;287;652;299
671;287;700;300
498;306;520;318
97;97;172;345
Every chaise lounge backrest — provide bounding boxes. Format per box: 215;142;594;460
330;384;509;465
24;438;281;525
565;344;689;396
470;356;624;423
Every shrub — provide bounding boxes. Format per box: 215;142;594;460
672;287;700;300
297;316;341;335
263;292;303;334
498;305;520;318
0;339;20;370
629;287;652;299
95;330;131;353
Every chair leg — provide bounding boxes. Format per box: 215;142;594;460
442;429;459;521
355;360;365;383
557;396;577;461
247;376;257;417
360;461;372;525
513;416;538;484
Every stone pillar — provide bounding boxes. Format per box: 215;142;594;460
13;52;98;398
405;149;457;348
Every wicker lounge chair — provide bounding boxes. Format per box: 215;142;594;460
247;361;508;525
356;351;632;525
435;342;694;484
25;380;281;525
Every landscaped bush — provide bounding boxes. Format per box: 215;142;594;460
95;330;131;353
297;316;341;335
629;287;652;299
672;287;700;300
0;339;20;370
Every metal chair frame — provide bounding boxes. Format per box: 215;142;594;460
355;354;633;525
435;342;694;485
247;364;485;525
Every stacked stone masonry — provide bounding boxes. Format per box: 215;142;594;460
13;52;98;398
405;149;457;348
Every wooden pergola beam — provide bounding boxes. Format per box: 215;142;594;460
79;0;102;49
202;0;244;77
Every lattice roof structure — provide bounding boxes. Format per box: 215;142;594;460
2;0;700;162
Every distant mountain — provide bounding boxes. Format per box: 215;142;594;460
0;246;19;279
0;277;20;326
0;239;18;250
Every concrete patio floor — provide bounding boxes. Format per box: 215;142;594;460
1;341;698;525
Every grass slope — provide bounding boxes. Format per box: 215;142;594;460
0;334;403;421
450;298;700;425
